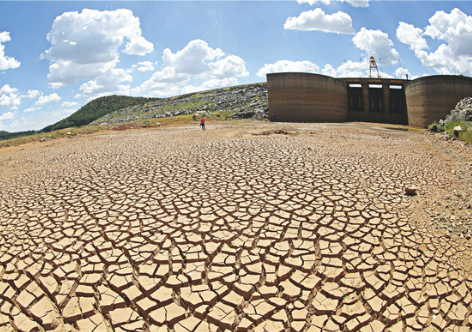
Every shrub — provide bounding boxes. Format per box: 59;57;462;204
431;119;472;144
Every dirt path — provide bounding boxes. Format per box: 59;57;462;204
0;122;471;331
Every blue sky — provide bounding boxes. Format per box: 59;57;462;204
1;1;471;132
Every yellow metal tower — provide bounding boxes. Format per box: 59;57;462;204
369;56;381;78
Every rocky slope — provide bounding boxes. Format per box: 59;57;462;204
90;83;268;125
43;95;160;132
444;97;472;123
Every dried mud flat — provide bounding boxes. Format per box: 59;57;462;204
0;122;471;332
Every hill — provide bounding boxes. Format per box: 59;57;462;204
0;83;267;142
90;83;268;125
41;95;160;132
0;130;39;141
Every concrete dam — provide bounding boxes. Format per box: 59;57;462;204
267;73;472;128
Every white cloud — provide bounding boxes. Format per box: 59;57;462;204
61;101;79;108
42;9;153;88
321;60;367;77
135;83;181;98
162;39;225;76
24;90;41;99
345;0;369;7
8;117;31;130
0;84;18;95
35;93;61;106
397;22;428;52
79;68;132;98
0;84;21;109
135;61;155;72
209;55;249;79
124;36;154;56
145;67;189;86
181;78;239;95
394;67;416;80
397;8;472;76
136;39;248;97
0;111;16;121
320;59;393;78
0;31;21;70
424;8;472;50
352;28;400;65
377;71;393;79
0;96;20;110
297;0;369;7
24;106;41;113
52;109;76;118
415;45;471;75
133;68;188;96
320;64;337;77
257;60;320;77
284;8;355;34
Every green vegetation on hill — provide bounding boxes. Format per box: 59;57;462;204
0;130;38;141
41;95;159;133
1;83;268;142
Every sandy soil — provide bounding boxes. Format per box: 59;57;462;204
0;122;471;331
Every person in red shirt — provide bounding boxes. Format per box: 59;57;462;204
200;116;205;130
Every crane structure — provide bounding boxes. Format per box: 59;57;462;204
369;56;381;78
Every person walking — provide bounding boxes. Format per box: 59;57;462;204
200;116;205;130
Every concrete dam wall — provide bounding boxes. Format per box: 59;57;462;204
405;75;472;128
267;73;347;122
267;73;472;128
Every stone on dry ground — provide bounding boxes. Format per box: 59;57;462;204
0;122;471;331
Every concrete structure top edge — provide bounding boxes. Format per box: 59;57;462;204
342;78;407;85
413;74;472;80
266;72;407;86
267;72;327;77
267;72;472;84
266;72;339;82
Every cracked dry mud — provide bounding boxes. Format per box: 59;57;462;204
0;123;471;332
